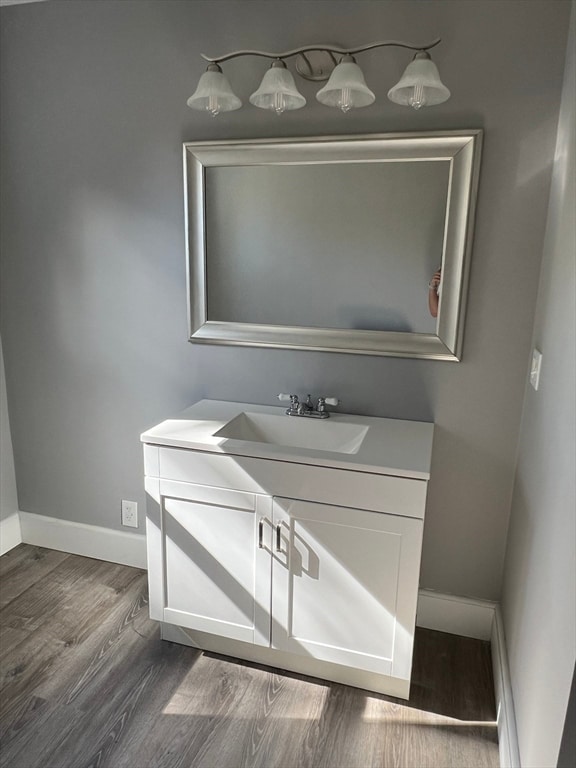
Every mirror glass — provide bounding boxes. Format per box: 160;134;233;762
185;132;482;360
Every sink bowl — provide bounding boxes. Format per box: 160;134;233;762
213;412;369;455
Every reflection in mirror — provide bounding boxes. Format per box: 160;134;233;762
206;162;449;334
185;132;482;360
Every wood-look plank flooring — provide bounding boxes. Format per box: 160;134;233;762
0;544;499;768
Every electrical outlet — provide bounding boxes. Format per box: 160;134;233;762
121;500;138;528
530;348;543;391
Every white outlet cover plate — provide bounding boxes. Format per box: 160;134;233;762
121;500;138;528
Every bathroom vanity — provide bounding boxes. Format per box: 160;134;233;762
141;399;434;698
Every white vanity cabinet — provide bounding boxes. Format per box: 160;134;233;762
142;400;433;699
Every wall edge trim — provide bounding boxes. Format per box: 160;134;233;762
491;605;521;768
416;587;497;640
0;511;23;555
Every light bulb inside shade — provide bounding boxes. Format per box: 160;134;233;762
338;87;353;113
408;83;426;110
208;95;220;117
274;92;286;115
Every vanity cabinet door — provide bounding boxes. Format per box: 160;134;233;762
271;497;423;680
158;480;272;646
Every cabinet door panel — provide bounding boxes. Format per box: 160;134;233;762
271;498;423;680
161;485;271;646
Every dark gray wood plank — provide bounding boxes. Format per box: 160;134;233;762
42;656;166;768
186;661;316;768
110;649;257;768
0;625;28;661
410;627;497;721
0;560;146;734
308;682;376;768
0;696;86;768
31;572;153;709
0;545;69;609
1;569;154;766
2;553;140;633
234;669;326;768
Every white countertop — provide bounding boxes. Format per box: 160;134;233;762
141;400;434;480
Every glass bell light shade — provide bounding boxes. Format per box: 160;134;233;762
187;64;242;117
316;55;375;112
387;51;450;109
249;60;306;114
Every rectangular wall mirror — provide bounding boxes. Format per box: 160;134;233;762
184;131;482;360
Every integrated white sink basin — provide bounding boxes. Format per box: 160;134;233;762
140;400;434;478
214;411;369;454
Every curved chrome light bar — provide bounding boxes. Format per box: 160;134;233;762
187;38;450;116
200;38;442;64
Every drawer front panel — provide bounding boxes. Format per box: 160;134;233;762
156;448;427;519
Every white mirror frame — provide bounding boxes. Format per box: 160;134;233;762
184;130;482;360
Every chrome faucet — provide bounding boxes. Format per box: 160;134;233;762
278;393;339;419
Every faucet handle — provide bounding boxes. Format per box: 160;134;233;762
279;393;300;410
317;396;339;414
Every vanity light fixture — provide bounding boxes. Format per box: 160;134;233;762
187;38;450;116
249;60;306;114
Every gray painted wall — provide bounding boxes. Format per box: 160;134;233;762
502;5;576;766
0;0;570;601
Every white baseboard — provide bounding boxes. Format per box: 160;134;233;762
417;588;497;640
18;511;147;569
491;606;521;768
0;512;23;555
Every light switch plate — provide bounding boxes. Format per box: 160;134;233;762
530;348;543;390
